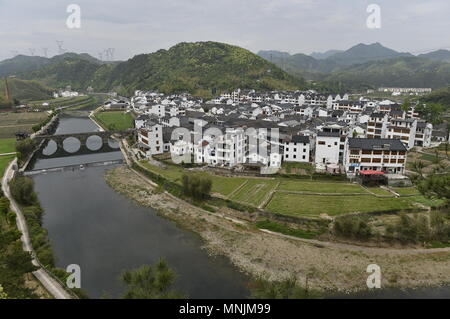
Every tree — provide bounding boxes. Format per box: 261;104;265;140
418;174;450;206
15;138;37;163
9;176;37;206
401;98;411;112
181;173;212;201
121;259;184;299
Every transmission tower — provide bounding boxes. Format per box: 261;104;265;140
42;47;49;57
29;48;36;56
56;40;65;54
10;50;18;57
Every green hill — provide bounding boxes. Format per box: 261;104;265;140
5;42;305;98
323;56;450;90
0;78;53;107
94;41;306;97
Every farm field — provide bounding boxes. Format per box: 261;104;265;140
229;178;278;207
0;138;16;154
0;111;49;138
139;160;440;218
278;180;367;194
94;111;134;130
265;193;416;218
366;187;394;196
392;187;420;196
138;161;247;197
0;154;14;177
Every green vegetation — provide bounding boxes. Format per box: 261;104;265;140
0;190;38;298
0;155;14;177
121;259;184;299
0;138;16;154
266;193;415;218
94;111;134;130
11;42;305;98
181;173;212;201
278;180;367;194
250;277;322;299
367;187;393;196
392;187;420;196
334;215;373;240
9;176;55;267
230;179;278;207
255;220;320;239
15;138;37;164
0;78;53;108
0;111;49;138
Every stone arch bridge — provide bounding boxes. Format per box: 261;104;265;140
34;130;134;158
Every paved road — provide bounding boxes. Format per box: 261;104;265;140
1;160;73;299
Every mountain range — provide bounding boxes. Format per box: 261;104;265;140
0;42;305;99
2;41;450;100
258;43;450;89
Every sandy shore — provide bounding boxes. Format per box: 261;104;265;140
105;166;450;293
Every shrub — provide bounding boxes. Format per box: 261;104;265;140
181;173;212;201
9;176;37;206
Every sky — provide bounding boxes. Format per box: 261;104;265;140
0;0;449;61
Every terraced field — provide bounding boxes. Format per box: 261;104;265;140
138;160;439;219
230;179;278;207
278;180;368;194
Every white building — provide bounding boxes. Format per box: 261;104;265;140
283;135;310;163
314;131;341;167
137;122;164;156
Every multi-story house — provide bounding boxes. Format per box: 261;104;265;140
343;138;407;175
314;131;341;167
283;135;310;163
414;121;433;147
366;113;388;139
137;122;164;156
385;118;417;149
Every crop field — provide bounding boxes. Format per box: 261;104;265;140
265;193;416;218
229;179;278;207
278;180;368;194
0;111;49;138
139;160;439;218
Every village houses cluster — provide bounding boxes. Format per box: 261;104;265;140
111;88;448;179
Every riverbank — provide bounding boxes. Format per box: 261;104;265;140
105;165;450;294
1;160;74;299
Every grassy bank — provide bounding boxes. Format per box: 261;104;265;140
93;111;134;130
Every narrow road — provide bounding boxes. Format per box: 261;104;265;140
1;160;73;299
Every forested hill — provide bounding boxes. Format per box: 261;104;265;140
4;42;306;98
94;41;307;97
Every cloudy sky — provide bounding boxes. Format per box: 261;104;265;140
0;0;449;61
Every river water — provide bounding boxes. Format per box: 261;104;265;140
31;112;251;298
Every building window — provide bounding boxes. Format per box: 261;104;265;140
318;141;325;145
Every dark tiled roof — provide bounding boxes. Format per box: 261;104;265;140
291;135;310;143
347;138;407;151
317;131;340;137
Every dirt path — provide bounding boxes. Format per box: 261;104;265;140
105;166;450;293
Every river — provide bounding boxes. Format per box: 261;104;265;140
31;112;251;299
